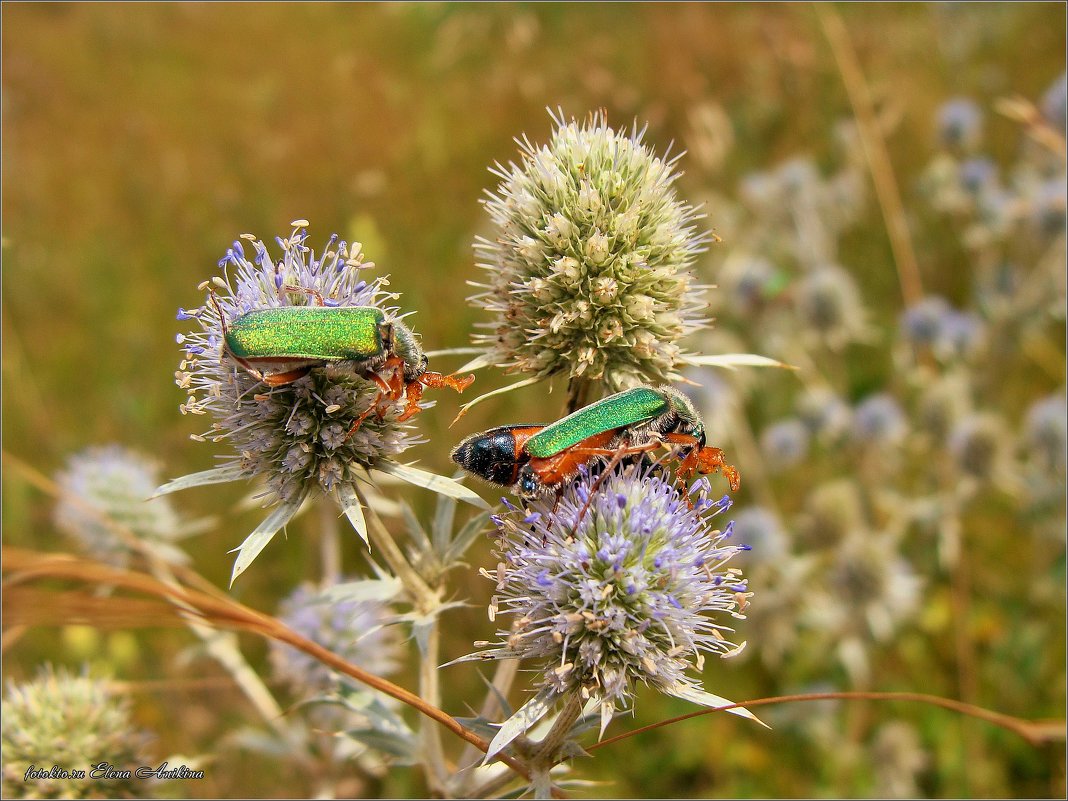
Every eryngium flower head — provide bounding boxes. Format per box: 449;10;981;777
1025;393;1067;474
270;582;401;696
1041;73;1067;132
949;413;1009;482
2;665;152;799
795;263;869;348
55;445;187;567
176;223;421;506
471;110;710;389
731;506;788;566
473;465;751;728
937;97;983;151
900;296;952;348
852;393;907;446
760;418;810;470
805;532;921;683
916;373;971;441
899;296;986;362
796;387;853;445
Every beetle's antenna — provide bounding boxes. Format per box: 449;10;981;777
205;288;230;339
281;285;326;306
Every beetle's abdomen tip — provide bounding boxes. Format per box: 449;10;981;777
451;431;522;487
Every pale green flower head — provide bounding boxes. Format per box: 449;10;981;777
1;665;152;799
471;109;711;390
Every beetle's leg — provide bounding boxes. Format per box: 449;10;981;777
342;373;398;441
363;356;409;419
368;370;401;420
389;371;475;423
545;489;565;544
384;357;408;400
260;366;313;387
395;379;425;422
661;433;701;480
366;371;393;397
663;433;740;492
207;289;243;370
695;446;741;492
419;371;476;394
570;439;664;530
337;369;402;443
282;285;326;306
658;433;704;503
565;442;661;459
342;403;380;442
207;289;231;339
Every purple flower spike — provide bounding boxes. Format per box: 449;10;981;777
475;462;749;728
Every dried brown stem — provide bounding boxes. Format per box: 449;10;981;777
0;546;558;795
817;4;924;308
587;691;1065;751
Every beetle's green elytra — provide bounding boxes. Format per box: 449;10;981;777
225;306;387;362
523;386;670;459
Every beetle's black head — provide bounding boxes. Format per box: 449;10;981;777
451;427;527;488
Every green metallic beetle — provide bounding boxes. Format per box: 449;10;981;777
214;286;473;425
451;385;739;498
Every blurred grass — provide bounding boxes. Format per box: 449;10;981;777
3;3;1065;798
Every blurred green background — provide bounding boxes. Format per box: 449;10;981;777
3;3;1065;798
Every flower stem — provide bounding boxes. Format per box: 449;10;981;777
318;495;342;586
530;692;584;768
356;487;437;606
565;377;596;415
419;611;448;795
354;487;449;792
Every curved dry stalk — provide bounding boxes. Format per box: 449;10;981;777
0;546;560;797
587;690;1065;751
2;451;288;735
995;95;1068;162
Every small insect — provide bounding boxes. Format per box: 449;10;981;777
451;385;739;499
211;286;473;433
